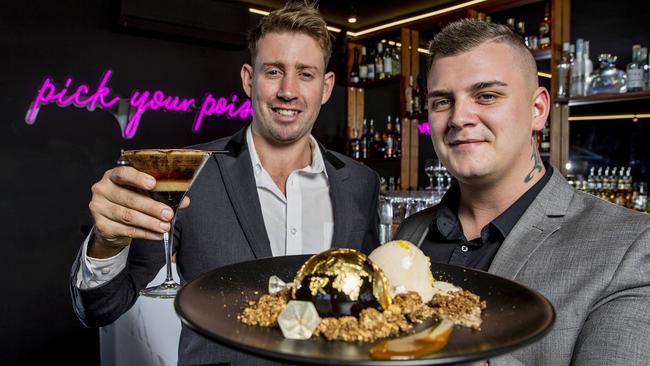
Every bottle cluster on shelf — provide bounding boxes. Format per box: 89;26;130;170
557;41;650;98
349;116;401;160
350;41;401;84
379;176;401;193
568;166;649;212
468;1;551;51
404;74;428;118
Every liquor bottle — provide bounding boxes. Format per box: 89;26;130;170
372;131;386;159
349;128;361;160
539;2;551;50
540;123;550;153
361;119;371;159
367;47;376;81
375;42;385;80
384;116;396;158
405;75;414;115
359;46;368;82
350;48;360;84
388;177;396;192
394;118;402;158
421;75;429;113
516;21;526;39
633;182;648;211
590;54;627;94
383;46;393;77
556;43;572;98
624;167;634;208
640;47;650;90
392;46;401;76
626;45;644;92
595;167;604;199
413;75;422;115
571;39;585;97
614;167;628;207
606;167;618;203
586;167;596;194
583;40;594;95
506;18;515;32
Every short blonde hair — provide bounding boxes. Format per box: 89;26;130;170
247;0;334;69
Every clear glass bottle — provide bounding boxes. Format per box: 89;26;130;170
375;42;384;80
640;47;650;90
383;46;393;77
392;45;401;76
626;45;644;92
590;54;627;94
583;40;594;95
571;39;585;97
359;47;368;82
556;42;572;98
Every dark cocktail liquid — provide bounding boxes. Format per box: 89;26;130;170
121;149;209;211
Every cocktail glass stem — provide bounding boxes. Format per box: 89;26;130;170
163;230;175;286
140;219;181;298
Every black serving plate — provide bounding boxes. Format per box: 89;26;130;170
175;255;554;365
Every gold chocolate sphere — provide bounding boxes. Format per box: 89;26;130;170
292;248;392;317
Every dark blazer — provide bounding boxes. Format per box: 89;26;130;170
396;168;650;365
70;127;380;365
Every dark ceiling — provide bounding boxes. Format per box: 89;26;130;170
237;0;459;30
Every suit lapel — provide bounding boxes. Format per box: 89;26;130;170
320;146;351;249
489;169;573;279
212;128;272;259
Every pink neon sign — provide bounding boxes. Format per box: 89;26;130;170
418;121;430;135
25;69;253;139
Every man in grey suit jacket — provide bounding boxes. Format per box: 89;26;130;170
70;2;379;365
396;19;650;365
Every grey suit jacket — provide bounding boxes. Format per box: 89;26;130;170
70;127;380;365
396;168;650;365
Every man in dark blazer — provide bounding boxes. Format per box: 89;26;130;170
70;2;379;365
396;19;650;365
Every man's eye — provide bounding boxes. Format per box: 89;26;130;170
300;72;314;79
432;99;451;111
266;69;281;77
477;93;497;102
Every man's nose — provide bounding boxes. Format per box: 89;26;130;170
448;97;477;129
277;74;298;101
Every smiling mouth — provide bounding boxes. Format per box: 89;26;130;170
271;107;301;117
449;139;484;146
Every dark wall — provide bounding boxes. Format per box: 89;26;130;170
0;0;345;363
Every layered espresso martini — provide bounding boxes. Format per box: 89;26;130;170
121;149;210;210
119;149;211;298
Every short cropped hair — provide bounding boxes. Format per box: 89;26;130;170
247;0;334;69
428;18;538;90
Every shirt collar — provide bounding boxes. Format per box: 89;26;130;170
431;163;554;241
246;126;328;179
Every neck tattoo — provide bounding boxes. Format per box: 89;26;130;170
524;136;543;183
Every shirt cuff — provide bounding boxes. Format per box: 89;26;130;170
75;229;130;290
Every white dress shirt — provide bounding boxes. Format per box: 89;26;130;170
77;126;333;289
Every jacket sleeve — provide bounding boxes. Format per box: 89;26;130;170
570;227;650;365
69;232;167;327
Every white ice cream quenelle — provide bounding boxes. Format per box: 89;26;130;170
369;240;437;302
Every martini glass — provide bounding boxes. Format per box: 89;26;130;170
119;149;211;298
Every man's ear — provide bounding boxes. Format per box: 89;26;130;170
320;71;335;104
240;64;253;98
532;86;550;131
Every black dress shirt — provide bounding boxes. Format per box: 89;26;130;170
420;165;554;271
